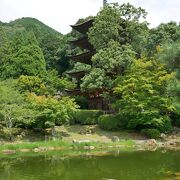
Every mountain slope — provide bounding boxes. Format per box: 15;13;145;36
0;17;65;71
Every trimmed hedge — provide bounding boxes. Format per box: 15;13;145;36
141;128;160;139
73;110;103;125
98;114;120;131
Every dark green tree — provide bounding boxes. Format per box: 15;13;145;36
146;22;180;56
156;41;180;111
88;3;148;52
0;31;46;78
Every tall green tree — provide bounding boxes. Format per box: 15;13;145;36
146;22;180;56
81;3;146;91
88;3;148;52
114;58;174;132
156;41;180;111
0;27;12;79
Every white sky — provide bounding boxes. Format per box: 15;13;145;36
0;0;180;34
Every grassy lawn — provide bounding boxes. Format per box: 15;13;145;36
53;125;146;143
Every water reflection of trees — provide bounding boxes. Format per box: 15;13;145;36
0;151;179;180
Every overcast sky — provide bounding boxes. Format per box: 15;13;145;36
0;0;179;34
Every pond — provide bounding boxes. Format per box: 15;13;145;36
0;150;180;180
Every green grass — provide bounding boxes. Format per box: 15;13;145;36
0;139;135;153
0;141;70;151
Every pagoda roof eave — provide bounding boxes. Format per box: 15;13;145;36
69;37;94;50
66;88;112;97
65;89;82;96
71;19;94;34
68;51;95;65
66;71;85;79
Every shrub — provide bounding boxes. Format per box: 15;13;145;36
158;116;172;133
171;111;180;127
0;127;22;141
115;113;133;129
0;112;5;125
27;93;79;128
141;129;160;139
75;96;88;109
98;114;120;131
74;110;103;125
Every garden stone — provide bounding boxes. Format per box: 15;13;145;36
146;139;157;147
112;136;120;142
160;133;166;139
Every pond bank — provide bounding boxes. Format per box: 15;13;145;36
1;138;180;156
0;139;135;155
0;125;180;155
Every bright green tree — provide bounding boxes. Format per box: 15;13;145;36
114;58;174;132
0;80;36;128
81;68;112;91
27;93;79;128
0;27;13;79
12;44;46;77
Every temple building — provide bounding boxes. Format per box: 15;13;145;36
65;0;117;111
67;19;112;111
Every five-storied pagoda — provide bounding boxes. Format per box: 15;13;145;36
67;1;111;111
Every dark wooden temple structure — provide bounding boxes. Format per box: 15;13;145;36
67;19;112;111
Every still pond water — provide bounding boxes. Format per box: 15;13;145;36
0;150;180;180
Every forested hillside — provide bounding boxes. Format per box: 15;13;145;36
0;17;70;74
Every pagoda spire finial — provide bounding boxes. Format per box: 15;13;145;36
103;0;107;8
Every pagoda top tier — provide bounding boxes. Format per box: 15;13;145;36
71;19;94;34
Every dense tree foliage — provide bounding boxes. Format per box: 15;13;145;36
81;68;112;91
27;93;79;128
0;17;70;74
0;30;46;78
80;3;148;91
92;40;135;72
0;80;36;128
88;3;148;52
146;22;180;56
114;58;174;132
156;41;180;112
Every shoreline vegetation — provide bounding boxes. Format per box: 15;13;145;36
0;125;180;156
1;138;180;157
